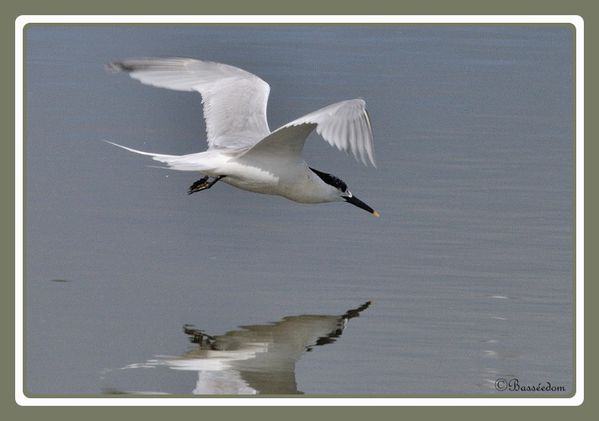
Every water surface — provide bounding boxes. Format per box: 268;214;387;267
25;25;573;395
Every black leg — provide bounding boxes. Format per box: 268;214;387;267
183;324;216;348
187;175;224;195
188;176;209;194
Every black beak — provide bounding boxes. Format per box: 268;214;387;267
343;195;380;217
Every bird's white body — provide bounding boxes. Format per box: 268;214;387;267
219;159;337;203
113;142;342;203
108;57;378;215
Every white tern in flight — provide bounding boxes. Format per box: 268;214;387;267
107;58;379;216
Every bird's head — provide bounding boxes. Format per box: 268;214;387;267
310;168;380;217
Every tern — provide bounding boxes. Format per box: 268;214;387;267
107;57;379;216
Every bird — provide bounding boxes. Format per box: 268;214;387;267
106;57;379;217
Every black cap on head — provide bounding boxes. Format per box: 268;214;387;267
309;168;347;192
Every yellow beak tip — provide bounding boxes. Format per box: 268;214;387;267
372;210;380;218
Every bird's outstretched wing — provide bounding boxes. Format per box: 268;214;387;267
109;57;271;150
240;99;375;166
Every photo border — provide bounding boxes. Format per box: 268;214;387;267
14;14;584;407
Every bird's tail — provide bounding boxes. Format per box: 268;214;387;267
104;140;214;172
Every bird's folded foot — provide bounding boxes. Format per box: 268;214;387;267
188;176;224;195
188;176;210;194
183;324;216;347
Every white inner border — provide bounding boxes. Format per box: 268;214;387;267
14;14;584;407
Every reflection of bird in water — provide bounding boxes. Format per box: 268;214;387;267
107;301;371;395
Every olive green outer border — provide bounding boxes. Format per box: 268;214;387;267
3;0;595;419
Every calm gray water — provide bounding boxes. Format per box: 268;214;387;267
25;25;573;395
